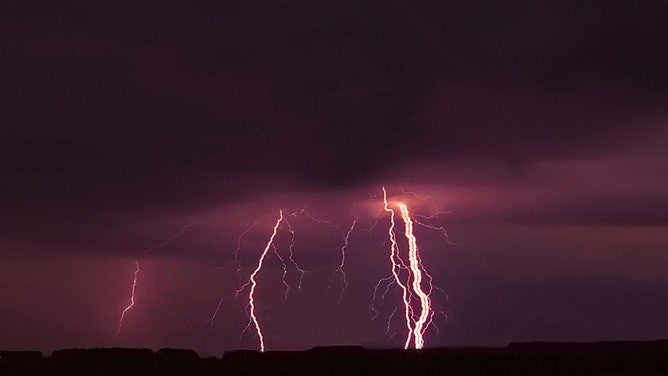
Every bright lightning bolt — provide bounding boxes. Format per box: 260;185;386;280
379;186;440;349
115;260;140;338
246;210;285;352
235;207;352;349
382;186;415;349
398;202;433;349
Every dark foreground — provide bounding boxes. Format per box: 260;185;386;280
2;341;668;375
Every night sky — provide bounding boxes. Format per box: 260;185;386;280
2;1;668;355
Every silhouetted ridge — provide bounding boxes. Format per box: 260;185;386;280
508;340;668;352
51;347;153;361
155;348;200;361
0;351;43;362
1;342;668;375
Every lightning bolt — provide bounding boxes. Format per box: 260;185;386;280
115;260;140;338
385;306;398;336
114;221;193;338
401;187;456;245
203;297;225;329
379;186;439;349
235;207;358;350
383;186;415;349
234;212;307;301
271;243;291;301
233;221;259;288
246;210;285;352
283;219;306;291
398;202;433;349
148;220;195;252
329;216;358;304
369;276;395;320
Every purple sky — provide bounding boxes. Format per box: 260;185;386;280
1;0;668;355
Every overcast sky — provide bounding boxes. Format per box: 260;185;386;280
1;0;668;355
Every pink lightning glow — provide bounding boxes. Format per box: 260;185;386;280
115;260;140;338
246;210;285;352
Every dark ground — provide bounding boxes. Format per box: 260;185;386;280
2;341;668;375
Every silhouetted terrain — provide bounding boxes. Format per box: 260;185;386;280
2;341;668;375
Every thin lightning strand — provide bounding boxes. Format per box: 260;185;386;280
148;221;195;253
382;186;414;349
233;221;259;291
359;218;379;234
204;222;257;332
115;221;194;338
283;219;307;291
398;203;432;349
369;276;394;320
247;210;285;352
413;218;457;246
400;187;454;243
271;244;291;301
399;187;446;214
204;297;225;329
329;216;358;304
235;214;306;300
284;207;360;297
385;306;399;336
115;260;140;338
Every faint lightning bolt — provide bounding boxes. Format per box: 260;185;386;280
114;221;194;338
233;221;259;289
115;260;140;338
282;207;360;299
329;216;358;304
400;187;448;214
385;306;398;336
246;210;285;352
148;220;195;252
271;244;291;301
203;297;225;329
369;276;396;320
283;219;306;291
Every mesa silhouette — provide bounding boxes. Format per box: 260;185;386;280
2;341;668;375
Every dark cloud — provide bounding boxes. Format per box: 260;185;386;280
3;2;668;241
